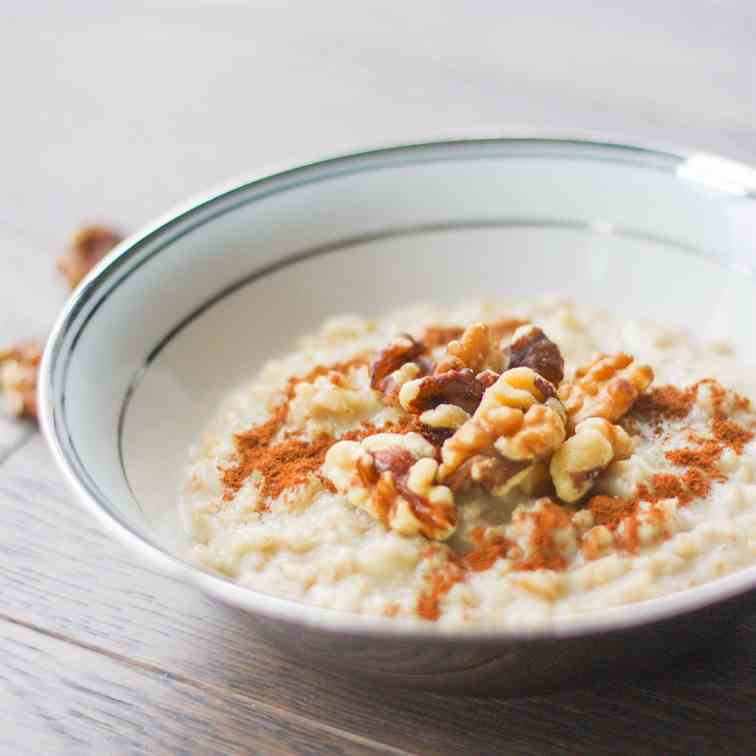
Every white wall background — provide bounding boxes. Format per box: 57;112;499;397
1;1;755;246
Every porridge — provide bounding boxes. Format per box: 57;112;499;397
181;299;756;627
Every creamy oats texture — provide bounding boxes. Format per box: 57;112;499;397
181;300;756;627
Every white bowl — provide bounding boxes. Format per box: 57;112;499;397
39;138;756;693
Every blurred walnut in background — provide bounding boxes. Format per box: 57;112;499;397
56;225;123;290
1;224;123;422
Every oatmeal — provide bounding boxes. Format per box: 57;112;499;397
181;300;756;627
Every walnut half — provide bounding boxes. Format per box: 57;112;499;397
322;432;456;540
399;368;493;416
501;325;564;385
558;352;653;428
57;225;124;290
369;334;426;392
438;367;567;496
549;418;633;502
436;322;504;374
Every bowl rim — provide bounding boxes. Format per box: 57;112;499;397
38;134;756;642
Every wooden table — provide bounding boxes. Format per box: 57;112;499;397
2;3;755;753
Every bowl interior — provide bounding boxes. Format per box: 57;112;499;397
45;139;756;624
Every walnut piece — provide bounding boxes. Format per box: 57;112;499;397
502;325;564;385
399;368;490;416
419;403;470;430
488;317;531;341
323;432;456;540
558;352;653;427
444;454;532;497
438;367;566;495
421;325;465;349
549;418;633;502
57;225;124;290
0;342;43;421
436;322;503;374
369;334;426;392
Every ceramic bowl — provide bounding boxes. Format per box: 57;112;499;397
39;138;756;694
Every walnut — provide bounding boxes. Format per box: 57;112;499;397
517;461;552;496
399;368;489;416
436;322;503;374
558;352;653;427
379;361;421;400
488;317;531;341
57;225;124;290
419;404;470;430
438;367;566;492
549;418;634;502
421;325;465;349
322;432;456;540
0;342;43;421
370;334;423;390
369;334;435;399
444;454;532;497
502;325;564;385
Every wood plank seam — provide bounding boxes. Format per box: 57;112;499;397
0;611;418;756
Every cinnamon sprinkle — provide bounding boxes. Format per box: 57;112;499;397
712;417;754;454
594;379;755;548
221;354;394;503
514;500;571;571
629;384;696;434
288;353;370;397
417;553;464;621
588;495;637;529
462;526;511;572
646;473;690;505
665;440;726;487
223;419;416;504
682;467;710;499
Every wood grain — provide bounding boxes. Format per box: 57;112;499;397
0;618;397;756
1;435;755;754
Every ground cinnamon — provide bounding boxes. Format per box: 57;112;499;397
682;467;710;499
223;421;389;504
514;500;571;571
599;380;754;537
629;384;696;434
462;526;511;572
665;440;726;484
646;473;689;504
588;495;637;529
221;351;428;504
417;553;464;621
288;353;370;398
221;355;370;502
712;417;754;454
